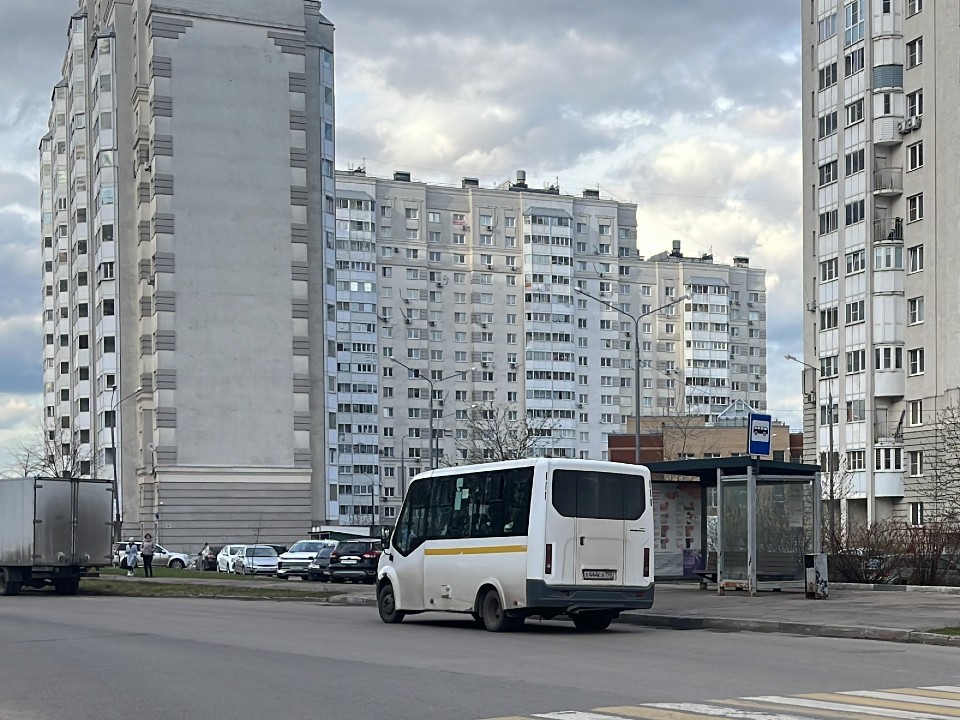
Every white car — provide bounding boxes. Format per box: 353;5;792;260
216;545;244;573
234;545;279;576
277;540;337;580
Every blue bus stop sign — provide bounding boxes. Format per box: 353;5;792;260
747;413;772;456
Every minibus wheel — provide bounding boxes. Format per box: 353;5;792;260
571;612;613;632
480;588;522;632
377;582;405;624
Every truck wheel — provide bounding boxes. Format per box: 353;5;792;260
0;570;21;597
54;577;80;596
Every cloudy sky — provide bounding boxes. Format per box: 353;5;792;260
0;0;803;470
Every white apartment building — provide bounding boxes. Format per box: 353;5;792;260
40;0;337;550
333;169;768;526
802;0;960;525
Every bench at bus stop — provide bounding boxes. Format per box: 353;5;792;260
695;552;801;590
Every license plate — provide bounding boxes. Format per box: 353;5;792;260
342;558;358;564
583;569;616;581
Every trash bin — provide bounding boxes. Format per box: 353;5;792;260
804;553;829;599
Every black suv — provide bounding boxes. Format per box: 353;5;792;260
328;539;382;584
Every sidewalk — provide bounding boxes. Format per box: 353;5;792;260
89;574;960;646
622;582;960;646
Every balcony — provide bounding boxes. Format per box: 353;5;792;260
873;370;904;398
873;116;904;146
873;167;902;197
873;217;903;244
873;421;903;444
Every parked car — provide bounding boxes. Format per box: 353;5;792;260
196;545;224;571
306;545;337;582
278;540;337;580
233;545;279;576
116;543;191;570
328;539;382;584
216;545;244;573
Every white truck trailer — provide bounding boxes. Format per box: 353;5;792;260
0;476;113;596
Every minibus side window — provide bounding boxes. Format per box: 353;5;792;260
393;478;432;555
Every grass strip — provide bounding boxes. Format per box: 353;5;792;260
80;580;338;600
927;626;960;636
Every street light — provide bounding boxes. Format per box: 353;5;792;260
109;385;142;544
575;288;690;465
785;353;836;548
390;357;465;469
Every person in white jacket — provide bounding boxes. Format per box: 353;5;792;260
124;538;138;577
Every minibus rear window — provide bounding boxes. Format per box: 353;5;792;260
551;470;645;520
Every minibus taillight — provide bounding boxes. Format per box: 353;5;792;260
643;547;650;577
545;543;553;575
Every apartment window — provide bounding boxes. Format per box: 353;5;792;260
910;501;924;526
845;99;864;126
818;62;838;90
906;89;924;118
820;403;839;425
845;249;865;274
909;399;923;426
846;349;866;373
818;209;838;234
875;447;902;471
405;228;419;240
907;141;923;171
820;355;839;378
844;148;865;176
818;13;837;42
405;208;419;220
907;296;924;324
819;258;839;282
907;193;924;222
818;161;838;186
818;111;838;139
847;450;866;471
819;306;839;330
906;0;922;16
428;231;441;244
844;299;865;324
845;199;865;225
428;251;441;262
846;399;866;422
875;346;903;370
906;37;923;69
844;1;864;46
908;348;925;375
908;245;924;273
844;47;865;76
875;244;903;270
908;451;923;477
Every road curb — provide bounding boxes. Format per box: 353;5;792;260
616;613;960;646
830;582;960;595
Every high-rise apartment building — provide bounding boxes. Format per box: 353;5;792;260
40;0;336;549
333;170;767;526
802;0;959;525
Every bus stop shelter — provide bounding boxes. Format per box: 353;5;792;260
644;457;822;596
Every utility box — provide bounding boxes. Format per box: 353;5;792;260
0;476;113;596
804;552;829;599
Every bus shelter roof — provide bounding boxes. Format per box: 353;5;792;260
643;457;820;484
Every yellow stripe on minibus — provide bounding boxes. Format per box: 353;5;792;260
424;545;527;556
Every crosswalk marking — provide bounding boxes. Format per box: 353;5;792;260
747;694;959;720
487;685;960;720
842;691;960;711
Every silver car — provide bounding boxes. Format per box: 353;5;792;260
233;545;279;576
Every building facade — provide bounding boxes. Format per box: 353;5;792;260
333;170;768;527
802;0;960;525
40;0;336;550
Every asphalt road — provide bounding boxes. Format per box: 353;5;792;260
0;595;958;720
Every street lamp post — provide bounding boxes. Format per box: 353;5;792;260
575;288;690;465
785;353;835;549
109;385;141;545
391;358;464;469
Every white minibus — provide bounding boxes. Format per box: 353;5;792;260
376;458;654;632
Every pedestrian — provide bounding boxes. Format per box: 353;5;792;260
141;532;156;578
124;537;138;577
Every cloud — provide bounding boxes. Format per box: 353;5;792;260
0;315;42;395
0;392;42;476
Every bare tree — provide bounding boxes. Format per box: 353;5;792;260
454;402;562;464
7;419;98;480
918;404;960;521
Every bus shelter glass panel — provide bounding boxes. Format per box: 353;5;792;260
720;479;749;581
756;480;815;581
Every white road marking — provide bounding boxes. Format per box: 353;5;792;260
840;690;960;708
747;695;960;720
646;704;825;720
